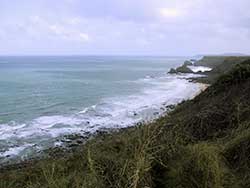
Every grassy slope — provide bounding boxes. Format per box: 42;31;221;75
1;57;250;188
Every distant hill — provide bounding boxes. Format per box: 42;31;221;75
219;53;249;56
195;53;249;57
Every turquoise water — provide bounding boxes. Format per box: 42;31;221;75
0;56;180;123
0;56;203;161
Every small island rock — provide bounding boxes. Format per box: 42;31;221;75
168;68;178;74
176;65;193;73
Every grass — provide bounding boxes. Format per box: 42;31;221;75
165;143;223;188
0;57;250;188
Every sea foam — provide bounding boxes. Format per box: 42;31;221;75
0;73;205;161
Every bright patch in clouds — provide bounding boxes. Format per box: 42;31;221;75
79;33;90;41
159;8;182;19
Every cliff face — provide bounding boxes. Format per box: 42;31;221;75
1;57;250;188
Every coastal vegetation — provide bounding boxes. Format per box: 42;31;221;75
0;56;250;188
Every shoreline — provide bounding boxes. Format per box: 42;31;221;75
0;61;210;169
0;83;208;170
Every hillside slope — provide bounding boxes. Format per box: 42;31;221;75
0;58;250;188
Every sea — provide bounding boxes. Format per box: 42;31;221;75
0;56;204;163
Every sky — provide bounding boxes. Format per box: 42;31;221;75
0;0;250;56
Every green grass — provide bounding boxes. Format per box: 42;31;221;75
165;143;223;188
0;57;250;188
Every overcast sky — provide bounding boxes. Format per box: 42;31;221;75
0;0;250;56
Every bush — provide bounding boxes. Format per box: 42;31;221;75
165;143;223;188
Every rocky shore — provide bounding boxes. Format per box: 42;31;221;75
0;58;209;169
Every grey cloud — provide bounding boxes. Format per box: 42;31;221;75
0;0;250;55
